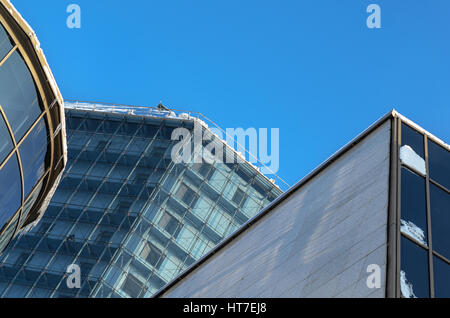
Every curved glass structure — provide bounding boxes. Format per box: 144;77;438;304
0;0;67;254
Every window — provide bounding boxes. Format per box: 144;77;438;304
159;212;182;238
95;140;109;152
0;117;13;163
232;188;247;207
116;201;132;213
18;118;48;198
37;221;54;235
402;123;424;158
141;243;163;269
95;231;114;244
428;140;450;190
401;236;430;298
400;167;428;245
0;154;22;229
0;23;13;61
433;256;450;298
0;51;43;140
193;163;214;181
430;183;450;259
175;183;198;207
121;273;145;298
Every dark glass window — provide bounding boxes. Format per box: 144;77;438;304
176;183;198;207
433;256;450;298
401;168;428;244
232;188;247;206
0;51;42;140
428;140;450;190
19;181;43;228
0;22;13;61
19;118;48;198
0;153;21;229
159;212;182;238
401;236;430;298
193;163;214;180
141;243;163;269
430;183;450;259
121;273;144;298
401;123;424;158
0;117;13;163
0;213;19;254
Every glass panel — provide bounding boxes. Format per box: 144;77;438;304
19;118;48;198
18;181;43;229
0;213;19;254
428;140;450;190
433;256;450;298
401;123;424;158
0;22;13;61
0;116;13;163
0;153;22;230
0;51;43;140
401;167;428;245
430;183;450;259
401;236;430;298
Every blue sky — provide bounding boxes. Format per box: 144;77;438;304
12;0;450;189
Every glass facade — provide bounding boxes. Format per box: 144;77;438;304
399;122;450;298
0;2;66;256
0;107;281;298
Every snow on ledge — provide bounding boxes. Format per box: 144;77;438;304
401;219;428;247
400;145;426;176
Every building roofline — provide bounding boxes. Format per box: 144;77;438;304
153;109;448;297
64;100;285;192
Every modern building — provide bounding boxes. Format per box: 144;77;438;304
0;0;66;254
157;111;449;298
0;101;282;298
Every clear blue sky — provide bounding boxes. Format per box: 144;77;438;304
12;0;450;189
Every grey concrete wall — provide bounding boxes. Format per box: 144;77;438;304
162;121;391;298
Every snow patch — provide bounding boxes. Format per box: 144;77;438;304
400;271;417;298
400;219;428;247
400;145;426;176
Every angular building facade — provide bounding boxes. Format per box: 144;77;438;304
0;0;66;254
0;101;282;298
157;111;449;298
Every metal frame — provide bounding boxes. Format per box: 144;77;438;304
0;0;66;248
393;118;449;298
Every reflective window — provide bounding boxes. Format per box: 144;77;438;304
0;213;19;255
141;243;163;269
0;117;13;163
19;118;48;198
401;236;430;298
121;273;145;298
433;256;450;298
0;153;22;229
428;140;450;190
402;123;424;158
0;23;13;61
0;51;42;140
175;183;198;207
401;167;428;245
430;183;450;259
159;212;182;238
18;182;43;229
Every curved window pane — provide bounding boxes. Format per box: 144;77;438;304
428;140;450;190
19;118;48;198
401;167;428;245
430;183;450;259
433;256;450;298
0;213;19;254
0;50;42;140
0;153;22;229
0;22;13;61
0;116;13;163
401;236;430;298
18;181;43;229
